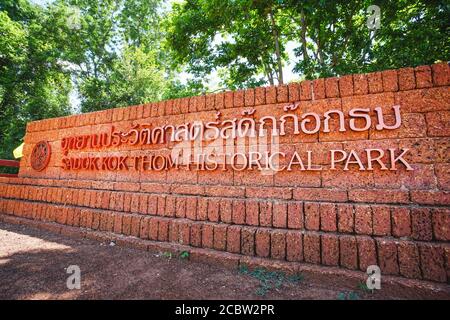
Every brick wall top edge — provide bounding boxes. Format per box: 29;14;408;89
26;62;449;132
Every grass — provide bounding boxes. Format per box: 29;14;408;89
179;251;190;260
337;281;375;300
238;265;304;297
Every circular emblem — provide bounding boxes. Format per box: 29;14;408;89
31;141;51;171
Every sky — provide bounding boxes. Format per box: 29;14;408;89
29;0;299;110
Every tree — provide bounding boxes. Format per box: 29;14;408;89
289;0;450;78
167;0;449;83
52;0;202;112
166;0;289;89
0;0;72;167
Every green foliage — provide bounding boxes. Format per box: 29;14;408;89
337;291;360;300
289;0;450;78
167;0;449;84
238;265;304;297
166;0;287;89
179;251;190;259
0;0;72;167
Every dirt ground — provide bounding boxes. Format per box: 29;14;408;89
0;221;448;300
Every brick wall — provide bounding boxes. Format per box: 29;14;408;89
0;63;449;283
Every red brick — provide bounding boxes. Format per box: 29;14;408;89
357;236;377;271
325;77;339;98
320;203;336;232
337;204;354;233
130;216;141;237
377;239;399;275
178;220;190;245
164;196;176;217
190;223;202;247
207;198;220;222
272;202;287;228
202;223;214;249
431;62;449;86
348;189;409;204
288;82;300;102
157;195;166;216
300;80;312;100
224;91;233;108
312;78;325;100
303;233;320;264
436;163;450;191
246;187;291;200
287;202;303;229
411;208;432;241
392;208;411;237
321;234;339;266
380;68;400;92
259;201;272;227
149;217;158;240
284;232;302;263
354;205;372;235
397;242;421;279
168;220;179;243
244;88;255;107
444;246;450;281
231;200;245;225
185;197;197;220
395;87;449;113
338;75;353;97
213;224;227;251
339;236;358;270
265;86;277;104
398;67;416;90
277;84;289;103
271;230;286;260
419;243;446;282
220;199;233;223
214;92;224;109
372;205;391;236
353;74;368;95
122;215;132;235
157;219;169;241
304;202;320;231
175;197;186;218
139;217;150;239
241;227;256;256
245;200;259;226
226;225;241;253
147;195;157;215
204;93;215;111
414;65;432;88
432;208;450;241
411;190;450;206
234;90;244;107
255;229;271;258
255;87;266;105
91;211;100;230
293;188;347;202
426;111;450;137
130;194;140;213
367;72;383;93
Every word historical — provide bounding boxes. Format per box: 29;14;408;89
58;104;412;173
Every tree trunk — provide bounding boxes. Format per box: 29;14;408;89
300;9;309;62
269;8;283;85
